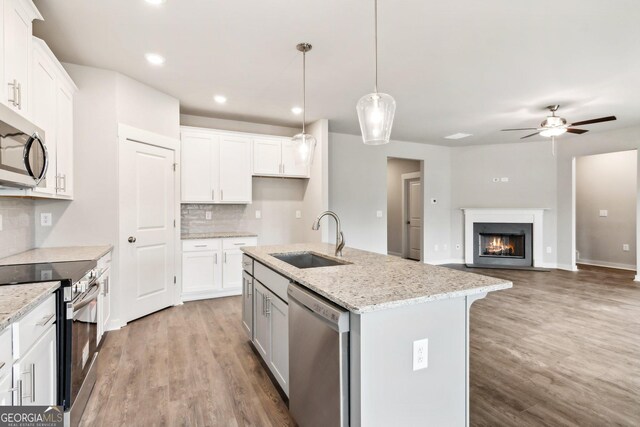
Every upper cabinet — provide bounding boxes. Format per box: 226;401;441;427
181;127;252;204
253;137;309;178
2;0;42;119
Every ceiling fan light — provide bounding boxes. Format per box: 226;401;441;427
356;92;396;145
540;128;567;137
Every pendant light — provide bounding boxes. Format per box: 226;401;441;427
291;43;316;166
356;0;396;145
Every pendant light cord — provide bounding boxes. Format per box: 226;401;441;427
374;0;378;93
302;49;306;134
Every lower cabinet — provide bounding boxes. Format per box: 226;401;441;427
0;373;13;405
13;324;56;406
182;237;257;301
252;280;289;396
241;272;253;339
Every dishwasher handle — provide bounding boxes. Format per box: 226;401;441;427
287;283;350;333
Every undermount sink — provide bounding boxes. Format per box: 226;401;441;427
270;252;352;269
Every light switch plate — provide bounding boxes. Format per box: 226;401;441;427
430;198;437;205
205;211;212;220
40;213;52;227
255;210;262;219
500;177;509;182
623;244;630;252
599;210;608;217
376;210;383;218
295;210;301;219
546;246;552;254
413;338;429;371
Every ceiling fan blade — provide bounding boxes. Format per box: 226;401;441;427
570;116;617;126
566;128;589;135
501;128;538;131
520;132;540;139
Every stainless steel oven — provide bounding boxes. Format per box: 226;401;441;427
68;270;99;427
0;103;48;188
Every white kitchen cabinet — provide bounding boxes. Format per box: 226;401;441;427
2;0;41;118
181;237;257;301
241;272;253;339
219;135;252;203
252;137;310;178
54;79;74;198
0;373;13;406
252;280;289;395
181;128;251;204
13;323;56;406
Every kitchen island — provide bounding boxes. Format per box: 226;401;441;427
242;243;511;426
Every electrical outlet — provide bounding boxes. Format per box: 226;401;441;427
623;244;630;252
295;210;302;219
205;211;212;220
430;198;437;205
546;246;552;254
500;177;509;182
255;210;262;219
455;243;461;250
40;213;52;227
434;244;439;252
599;210;608;217
376;210;383;218
443;243;448;251
413;338;429;371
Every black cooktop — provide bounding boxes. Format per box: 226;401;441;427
0;260;96;286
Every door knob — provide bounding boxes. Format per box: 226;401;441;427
128;236;137;243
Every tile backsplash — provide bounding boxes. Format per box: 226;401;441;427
0;198;35;259
181;204;254;235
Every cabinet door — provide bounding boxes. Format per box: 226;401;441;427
0;374;13;406
55;82;74;198
181;132;215;202
281;139;310;177
102;272;111;332
14;324;56;406
219;135;252;203
253;138;281;176
241;272;253;339
30;45;57;196
182;250;222;294
222;249;243;290
252;281;269;360
268;293;289;395
3;0;32;116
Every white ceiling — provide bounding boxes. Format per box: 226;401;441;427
33;0;640;146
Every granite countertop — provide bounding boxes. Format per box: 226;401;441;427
0;245;113;266
182;231;258;240
242;243;512;314
0;281;60;330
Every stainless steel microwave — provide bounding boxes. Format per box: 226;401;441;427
0;103;48;188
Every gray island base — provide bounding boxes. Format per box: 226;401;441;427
241;243;512;426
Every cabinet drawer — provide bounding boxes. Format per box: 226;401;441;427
13;293;56;359
242;255;254;275
254;262;289;303
223;237;257;249
182;239;222;252
0;327;11;380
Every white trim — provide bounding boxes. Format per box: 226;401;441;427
570;157;577;272
118;123;180;151
577;259;637;272
32;37;78;91
181;288;242;302
427;258;465;265
635;275;640;282
387;251;403;257
556;263;579;272
401;172;422;261
461;208;546;267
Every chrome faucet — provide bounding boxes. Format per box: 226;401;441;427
312;211;345;257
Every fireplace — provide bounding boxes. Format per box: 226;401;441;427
473;223;533;267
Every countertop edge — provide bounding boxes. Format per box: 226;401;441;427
0;245;113;266
181;232;258;240
0;281;61;330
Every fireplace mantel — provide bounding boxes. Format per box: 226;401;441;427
462;208;548;267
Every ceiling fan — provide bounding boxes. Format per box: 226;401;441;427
501;105;617;140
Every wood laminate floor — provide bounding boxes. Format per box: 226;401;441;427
81;265;640;426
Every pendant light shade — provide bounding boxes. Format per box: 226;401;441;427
292;43;316;166
357;0;395;145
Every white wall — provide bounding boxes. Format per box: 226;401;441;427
181;114;298;137
329;132;451;262
387;158;421;255
450;140;558;266
576;150;637;269
301;119;330;243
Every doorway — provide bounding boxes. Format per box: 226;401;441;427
387;158;423;261
118;124;181;323
574;150;637;272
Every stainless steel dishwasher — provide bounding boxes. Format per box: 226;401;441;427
288;283;350;427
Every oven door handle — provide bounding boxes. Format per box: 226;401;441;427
72;285;100;316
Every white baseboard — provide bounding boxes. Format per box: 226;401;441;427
387;251;403;257
182;288;242;302
577;259;637;272
427;258;465;265
556;263;578;272
635;275;640;282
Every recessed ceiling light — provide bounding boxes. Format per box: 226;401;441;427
145;0;166;5
213;95;227;104
291;107;303;115
145;53;165;66
444;133;472;140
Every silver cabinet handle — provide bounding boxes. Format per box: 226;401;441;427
0;361;4;370
221;189;224;201
212;189;215;201
234;243;245;246
104;277;110;295
16;379;23;406
262;294;266;316
55;174;62;191
282;164;285;175
31;364;36;403
36;313;55;327
265;296;271;317
224;252;227;263
248;281;252;297
7;79;18;107
194;244;207;248
61;174;66;192
214;253;218;264
17;82;22;110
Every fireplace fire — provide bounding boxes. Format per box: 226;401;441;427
473;223;532;267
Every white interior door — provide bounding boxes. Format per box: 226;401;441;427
407;178;422;261
120;138;176;322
